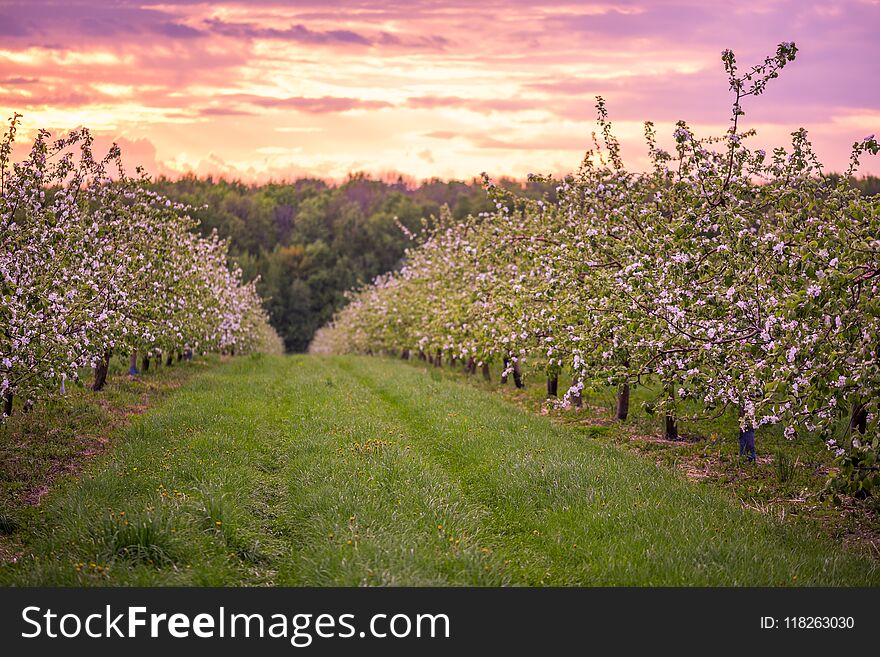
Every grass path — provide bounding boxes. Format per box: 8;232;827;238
1;354;878;585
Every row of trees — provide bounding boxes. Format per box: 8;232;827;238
312;44;880;496
1;116;282;417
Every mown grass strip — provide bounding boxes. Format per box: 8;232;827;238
1;354;877;586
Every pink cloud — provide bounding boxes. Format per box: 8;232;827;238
0;0;876;180
239;95;393;113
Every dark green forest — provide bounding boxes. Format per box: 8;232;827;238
151;174;552;351
152;173;880;352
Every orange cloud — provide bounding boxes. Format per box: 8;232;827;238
0;1;877;181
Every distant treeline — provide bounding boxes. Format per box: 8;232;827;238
829;174;879;196
151;173;553;351
151;173;879;352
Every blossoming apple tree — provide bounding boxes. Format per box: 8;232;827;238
1;116;282;416
312;43;880;495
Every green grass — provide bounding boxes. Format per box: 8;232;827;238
0;354;217;564
1;354;878;585
489;368;879;556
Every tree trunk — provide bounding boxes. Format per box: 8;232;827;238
466;356;476;374
166;351;174;366
129;352;139;376
141;355;150;372
92;350;111;391
435;349;442;368
501;357;509;384
664;414;678;441
418;350;426;362
177;350;183;362
482;363;491;381
512;359;524;389
3;392;12;417
850;402;868;435
738;426;756;462
547;375;558;398
616;383;630;421
400;348;410;360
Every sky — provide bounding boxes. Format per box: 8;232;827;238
1;0;878;182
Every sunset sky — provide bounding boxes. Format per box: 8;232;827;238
1;0;878;182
